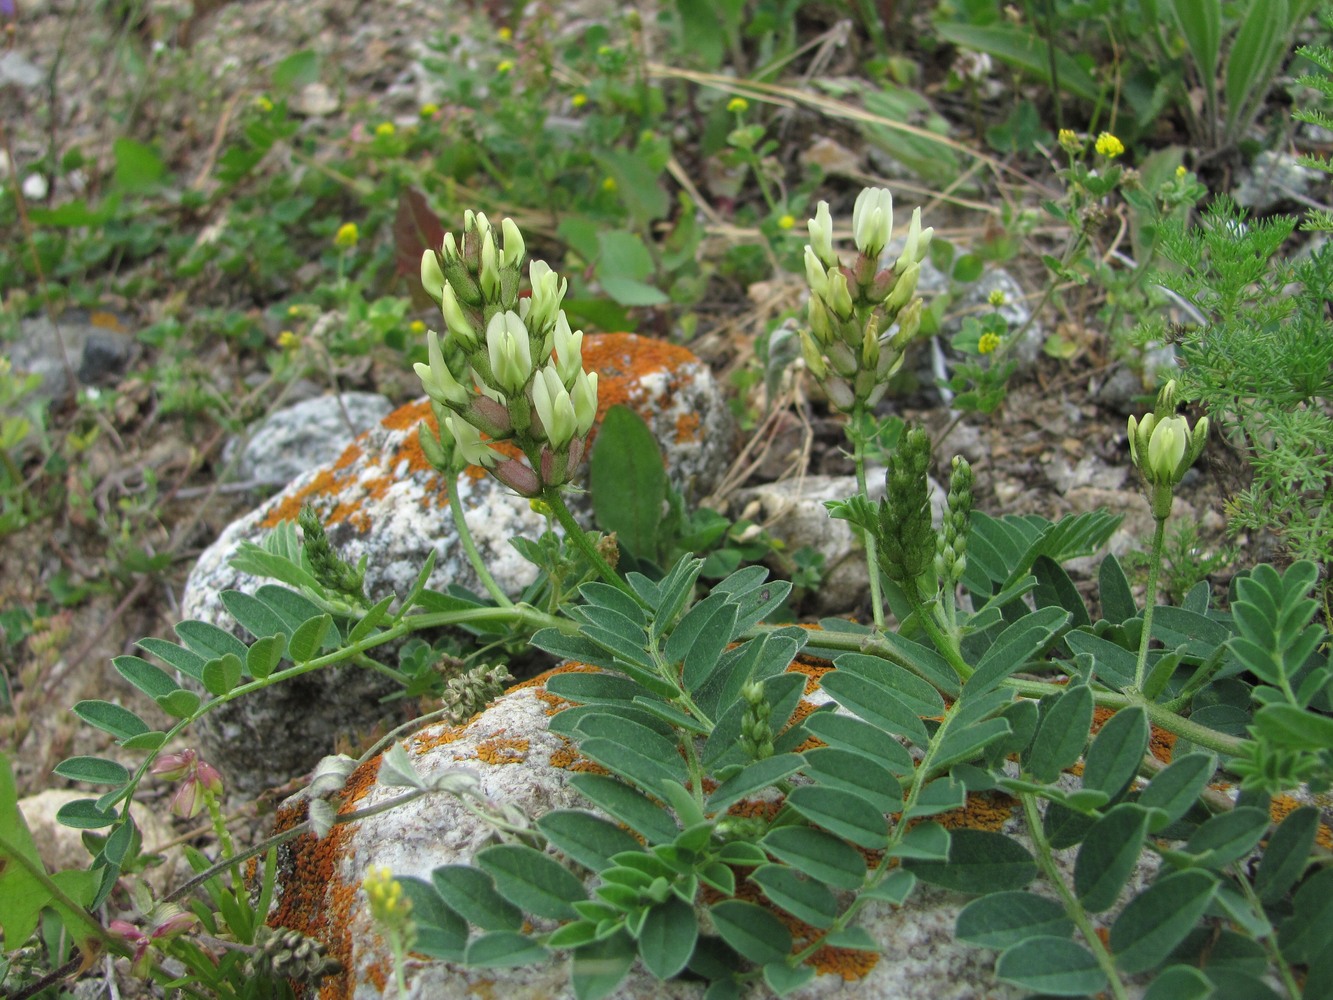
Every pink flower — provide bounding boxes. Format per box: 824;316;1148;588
152;749;223;819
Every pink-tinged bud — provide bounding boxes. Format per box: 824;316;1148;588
109;920;147;945
151;749;196;781
195;760;223;796
491;458;542;497
171;779;205;819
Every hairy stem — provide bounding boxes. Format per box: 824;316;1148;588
1134;515;1168;691
541;487;646;607
447;472;514;607
849;405;887;632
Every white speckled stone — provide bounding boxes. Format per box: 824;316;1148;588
182;335;731;793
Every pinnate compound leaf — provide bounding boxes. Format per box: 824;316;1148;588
55;798;118;829
1178;807;1269;869
1110;869;1218;974
966;606;1069;698
709;900;792;965
761;826;866;889
476;844;586;920
465;930;548;967
113;655;179;699
818;670;928;745
996;936;1107;996
52;756;129;787
800;747;902;813
1278;867;1333;965
785;785;887;849
705;754;804;814
537;811;643;872
570;774;678;844
73;700;149;741
1074;804;1151;912
398;876;467;960
1081;706;1148;802
1026;683;1093;782
750;865;837;929
956;891;1074;949
431;865;523;931
801;713;915;774
136;636;206;680
904;829;1036;893
1254;806;1319;904
832;653;944;716
637;896;697;980
221;590;290;643
174;619;249;662
571;929;636;1000
1137;752;1215;832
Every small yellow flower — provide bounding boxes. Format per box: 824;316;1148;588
278;330;299;351
497;26;513;41
419;103;440;118
334;222;360;248
497;59;514;74
409;320;427;335
287;305;302;317
1095;132;1124;158
1175;164;1187;178
601;176;617;193
978;332;1002;355
777;214;796;230
1057;128;1079;152
597;45;613;56
727;97;749;114
987;289;1007;307
571;92;588;108
375;122;396;138
255;95;274;113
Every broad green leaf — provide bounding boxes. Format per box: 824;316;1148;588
202;652;244;696
761;826;866;889
956;891;1074;949
1251;704;1333;750
631;697;710;735
903;775;967;819
763;962;815;997
637;896;697;980
819;670;929;745
52;756;129;787
996;936;1107;996
705;754;804;813
1098;553;1136;623
545;671;658;707
1254;806;1319;904
590;405;667;559
666;591;729;665
833;654;944;716
750;865;837;929
577;738;689;794
113;655;179;699
1110;869;1218;974
888;822;950;862
220;590;290;643
287;614;334;662
1081;707;1148;802
1075;804;1151;912
136;636;207;680
702;673;805;768
801;748;902;813
657;779;705;829
155;690;201;719
709;900;792;965
431;865;523;931
1278;867;1333;965
1172;0;1220;94
255;584;326;631
1026;684;1093;782
112;138;165;193
174;619;249;662
966;607;1069;698
465;930;549;967
681;604;740;694
397;876;466;960
786;785;887;849
928;717;1012;776
875;632;960;695
823;925;878;950
537;811;643;872
54;798;118;829
1177;807;1269;869
246;634;285;680
575;714;681;767
72;701;149;741
801;713;915;775
347;595;395;645
862;868;917;905
476;844;586;921
1064;630;1137;690
1034;555;1092;628
271;48;320;91
571;929;636;1000
570;774;678;844
1137;752;1215;832
1142;965;1211;1000
546;920;599;949
581;624;656;671
905;829;1036;893
578;581;648;627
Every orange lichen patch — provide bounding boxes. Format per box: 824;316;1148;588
726;797;785;822
1270;794;1333;849
472;735;530;765
549;741;610;774
364;955;388;993
1091;705;1176;764
270;755;384;999
806;943;880;981
381;398;433;432
786;658;833;695
466;982;499;1000
675;411;701;443
508;661;601;692
931;791;1019;832
409;724;470;754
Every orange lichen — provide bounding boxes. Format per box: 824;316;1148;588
931;791;1019;832
472;735;530;765
675;411;701;443
409;724;470;754
1270;794;1333;849
807;943;880;980
1092;705;1176;763
549;741;609;774
785;657;833;695
726;797;784;822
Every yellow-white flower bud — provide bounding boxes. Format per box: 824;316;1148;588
852;186;893;260
885;261;920;313
500;218;525;269
413;330;470;406
808;201;837;269
441;232;459;262
527;260;567;336
439;283;477;348
826;270;854;320
421;250;445;304
572;369;598;436
551;314;584;385
479;231;500;301
1147;415;1187;482
895;207;933;270
443;414;496;467
803;245;829;298
486;311;533;395
799;330;827;379
532;364;578;448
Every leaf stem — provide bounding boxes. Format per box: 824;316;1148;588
849;405;887;633
446;472;514;607
1134;514;1169;691
540;487;647;608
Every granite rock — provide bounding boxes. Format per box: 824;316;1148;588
10;313;140;398
181;334;732;793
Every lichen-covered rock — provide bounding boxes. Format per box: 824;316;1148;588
268;659;1175;1000
182;334;731;793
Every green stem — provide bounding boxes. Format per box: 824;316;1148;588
540;487;647;607
1134;515;1168;691
1019;792;1130;1000
446;473;514;607
849;406;887;633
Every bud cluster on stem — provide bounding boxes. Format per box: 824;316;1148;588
800;186;934;411
414;212;599;496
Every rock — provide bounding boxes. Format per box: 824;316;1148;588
1234;150;1326;214
0;50;44;90
734;473;945;617
295;81;340;117
267;659;1167;999
9;312;140;398
225;391;396;489
181;334;732;793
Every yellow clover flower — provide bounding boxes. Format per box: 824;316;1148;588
420;103;440;118
497;59;514;74
777;214;796;230
255;95;274;113
497;26;513;41
987;289;1007;307
1095;132;1124;158
409;319;427;335
375;121;396;138
277;330;299;351
727;97;749;114
1057;128;1080;153
571;93;588;108
978;332;1001;355
334;222;360;248
601;176;617;193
